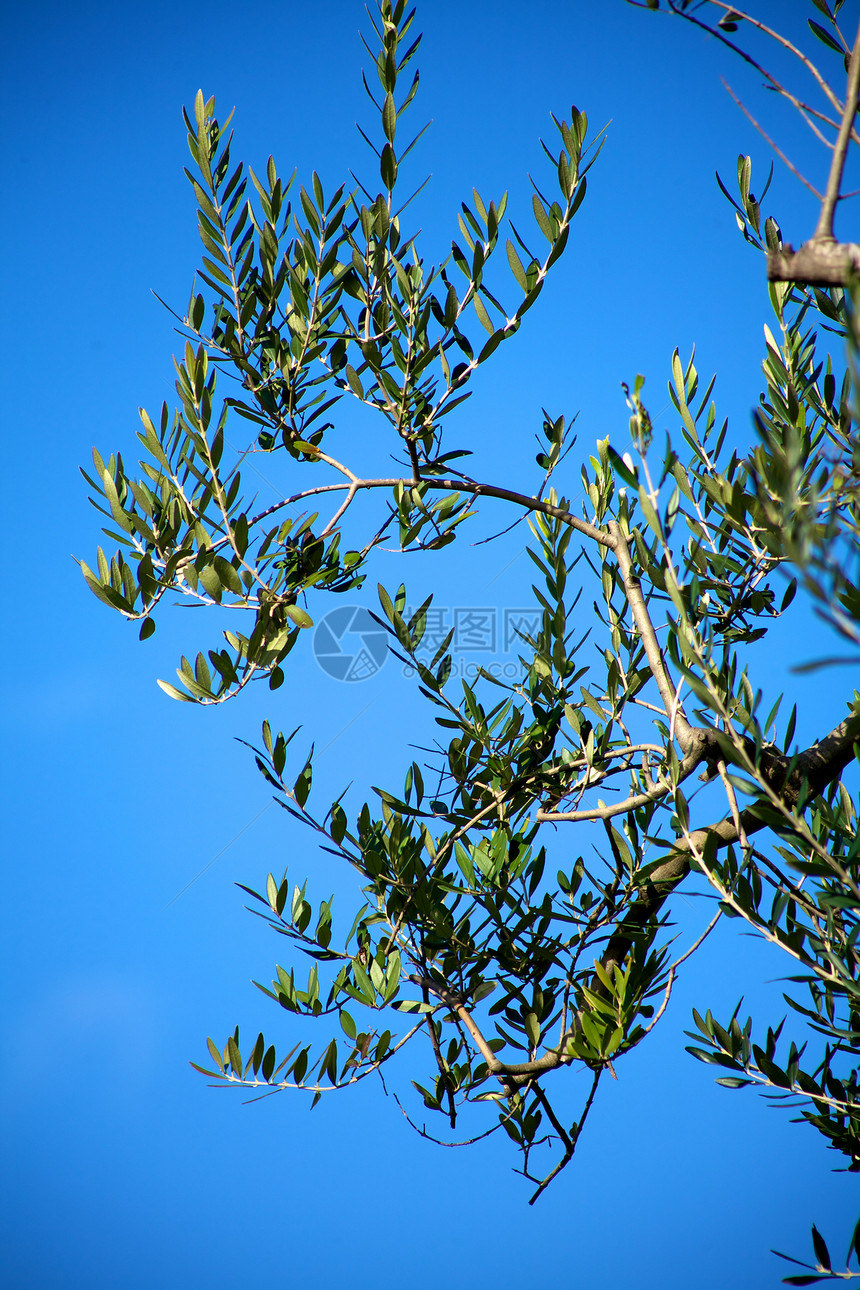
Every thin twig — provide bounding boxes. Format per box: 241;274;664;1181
391;1091;515;1146
527;1071;602;1204
722;79;824;201
666;1;844;121
635;905;725;1043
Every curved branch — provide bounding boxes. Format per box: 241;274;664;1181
609;521;693;745
536;738;707;822
245;475;616;549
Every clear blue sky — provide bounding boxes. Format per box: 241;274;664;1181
2;2;856;1287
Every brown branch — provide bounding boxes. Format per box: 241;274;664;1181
630;1;860;287
391;1090;519;1148
768;239;860;285
769;15;860;285
536;738;707;822
420;978;457;1128
412;975;505;1077
598;712;860;968
434;709;843;1088
493;710;860;1088
815;14;860;241
798;713;860;792
609;521;693;745
246;475;616;550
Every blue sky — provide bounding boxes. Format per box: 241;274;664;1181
2;2;857;1287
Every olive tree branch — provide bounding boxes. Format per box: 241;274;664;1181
608;519;693;744
648;1;846;123
815;13;860;241
524;1070;602;1204
499;714;860;1087
535;740;706;822
237;475;616;550
769;15;860;283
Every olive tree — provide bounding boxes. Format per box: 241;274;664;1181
81;0;860;1279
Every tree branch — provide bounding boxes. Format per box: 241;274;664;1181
769;16;860;284
244;475;616;550
609;521;693;745
814;15;860;241
494;710;860;1087
535;738;707;822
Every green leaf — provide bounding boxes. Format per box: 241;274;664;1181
227;1035;242;1073
382;92;397;141
810;1226;831;1271
636;487;662;539
340;1010;357;1040
378;583;395;622
286;604;313;629
206;1037;225;1072
473;295;494;334
808;19;845;54
266;873;279;912
532;194;553;241
506;239;528;290
607;445;638;488
156;679;194;702
352;959;375;1004
292;1047;309;1084
345;365;364;399
381;143;398;190
330;803;347;844
478;329;506;363
198;563;223;603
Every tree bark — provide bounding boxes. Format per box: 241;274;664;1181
768;239;860;286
